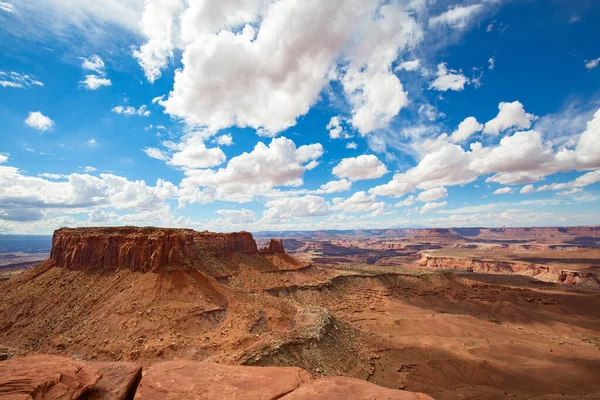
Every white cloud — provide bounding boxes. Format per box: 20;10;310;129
429;4;484;30
25;111;54;131
87;139;97;146
420;200;447;214
0;154;8;163
341;4;422;135
332;154;388;181
395;195;414;207
162;0;370;135
429;63;469;91
83;166;96;172
327;116;347;139
520;184;534;194
493;187;513;195
488;57;495;70
214;133;233;146
585;57;600;70
168;134;226;169
133;0;182;83
179;137;323;205
0;71;43;88
417;187;447;202
418;104;445;121
537;170;600;193
264;195;331;220
143;147;169;161
216;209;256;224
80;75;111;90
557;188;582;196
317;179;352;194
112;105;150;117
333;191;385;215
81;55;106;74
483;101;537;135
450;116;483;142
396;59;421;72
346;142;358;150
0;1;13;13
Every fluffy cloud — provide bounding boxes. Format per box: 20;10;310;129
429;4;484;30
396;195;415;207
0;164;177;224
133;0;182;83
112;105;150;117
214;134;233;146
483;101;537;135
371;106;600;197
0;2;14;13
162;0;369;135
25;111;54;131
493;187;513;195
263;195;331;220
341;4;421;135
416;187;448;202
346;142;358;150
179;137;323;205
333;191;385;215
429;63;468;91
81;55;106;74
0;71;43;88
488;57;495;70
80;75;111;89
0;154;8;163
396;59;421;71
327;116;346;139
420;200;447;214
332;154;388;181
450;116;483;142
317;179;352;194
585;57;600;70
520;184;535;194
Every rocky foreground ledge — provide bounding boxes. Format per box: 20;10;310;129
0;355;434;400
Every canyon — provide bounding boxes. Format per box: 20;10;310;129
0;226;599;399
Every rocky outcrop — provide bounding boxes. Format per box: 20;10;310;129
0;356;433;400
0;355;101;399
48;227;264;272
260;238;285;253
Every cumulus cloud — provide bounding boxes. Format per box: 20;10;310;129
317;179;352;194
332;154;388;181
346;142;358;150
585;57;600;70
396;195;415;207
133;0;182;83
25;111;54;131
483;101;537;135
0;154;8;163
420;200;447;214
327;116;347;139
333;191;385;215
162;0;369;135
450;116;483;142
214;134;233;146
179;137;323;205
429;63;469;91
0;71;43;88
371;107;600;198
263;195;331;220
144;131;226;169
520;184;535;194
488;57;495;70
80;74;111;89
0;164;177;224
396;59;421;72
493;187;513;195
81;55;106;74
112;105;150;117
417;187;448;202
429;4;484;30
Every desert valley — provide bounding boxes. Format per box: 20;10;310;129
0;226;599;399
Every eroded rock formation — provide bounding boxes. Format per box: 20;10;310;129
49;227;264;272
0;355;433;400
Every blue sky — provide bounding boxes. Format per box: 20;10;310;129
0;0;599;234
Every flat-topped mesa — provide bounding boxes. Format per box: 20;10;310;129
259;238;285;254
49;227;259;273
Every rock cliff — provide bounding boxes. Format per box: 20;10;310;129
49;227;261;273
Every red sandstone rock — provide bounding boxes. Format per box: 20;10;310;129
49;227;259;272
133;360;312;400
0;355;101;400
260;238;285;253
81;361;142;400
280;376;435;399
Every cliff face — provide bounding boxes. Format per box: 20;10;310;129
50;227;259;273
260;239;285;254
